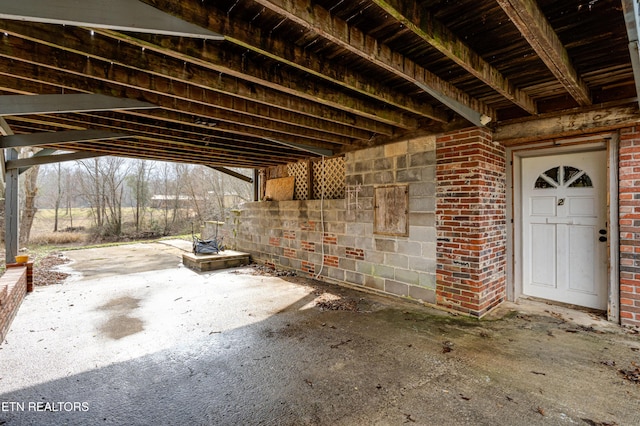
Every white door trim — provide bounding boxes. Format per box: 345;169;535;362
505;134;619;320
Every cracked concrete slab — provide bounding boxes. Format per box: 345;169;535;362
0;242;639;425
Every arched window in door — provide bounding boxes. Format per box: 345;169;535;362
534;165;593;189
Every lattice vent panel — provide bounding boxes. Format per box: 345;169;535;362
287;161;309;200
312;157;345;199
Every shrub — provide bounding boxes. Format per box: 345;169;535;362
28;232;86;245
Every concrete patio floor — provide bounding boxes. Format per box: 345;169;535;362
0;241;639;425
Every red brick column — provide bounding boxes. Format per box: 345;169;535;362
0;266;28;344
6;262;33;292
436;127;506;317
619;127;640;327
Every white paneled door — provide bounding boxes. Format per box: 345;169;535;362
522;151;607;309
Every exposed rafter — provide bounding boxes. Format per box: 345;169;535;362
0;0;633;170
0;64;358;149
95;29;423;129
130;1;448;123
208;167;254;183
250;0;494;125
371;0;536;115
0;24;393;138
0;117;12;136
0;0;224;40
267;139;334;157
415;82;492;127
496;0;591;106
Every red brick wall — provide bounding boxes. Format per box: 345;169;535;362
436;127;506;317
619;127;640;328
0;266;28;344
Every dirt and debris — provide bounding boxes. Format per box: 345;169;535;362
315;296;359;312
243;263;297;277
582;420;620;426
403;413;416;423
330;339;351;349
618;363;640;383
33;252;71;286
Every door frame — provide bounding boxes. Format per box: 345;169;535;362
505;133;620;321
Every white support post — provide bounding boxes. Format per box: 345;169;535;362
5;148;18;264
253;169;260;201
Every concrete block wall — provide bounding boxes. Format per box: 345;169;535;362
227;125;635;323
619;127;640;328
228;135;439;305
0;266;28;344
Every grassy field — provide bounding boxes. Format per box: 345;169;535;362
31;208;93;234
28;207;195;246
27;208;93;246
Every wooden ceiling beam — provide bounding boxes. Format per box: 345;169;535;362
265;139;334;157
67;141;287;168
496;0;591;106
137;0;447;122
0;20;399;134
4;128;305;172
0;116;13;136
209;167;253;184
495;103;640;144
7;114;311;160
1;121;298;166
0;59;353;148
120;110;343;153
70;112;313;158
371;0;536;115
5;113;294;167
251;0;494;125
96;29;420;130
106;138;289;164
0;72;352;147
130;106;349;148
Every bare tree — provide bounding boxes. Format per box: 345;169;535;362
204;167;252;219
19;147;40;244
78;157;129;237
53;162;62;232
126;159;153;233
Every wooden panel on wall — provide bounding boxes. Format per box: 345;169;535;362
265;176;295;201
374;184;409;236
